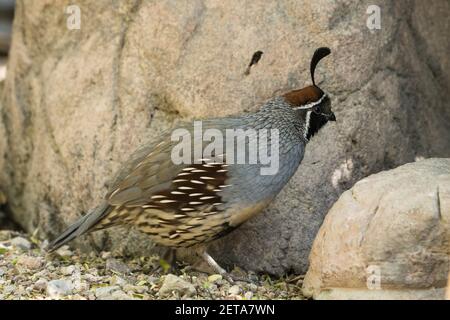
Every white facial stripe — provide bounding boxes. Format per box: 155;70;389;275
304;110;312;140
293;93;327;110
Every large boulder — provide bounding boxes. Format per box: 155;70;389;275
303;158;450;300
0;1;449;275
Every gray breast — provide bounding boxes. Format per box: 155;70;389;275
223;142;304;206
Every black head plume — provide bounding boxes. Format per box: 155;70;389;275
310;47;331;86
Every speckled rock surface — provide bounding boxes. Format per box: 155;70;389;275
0;0;449;275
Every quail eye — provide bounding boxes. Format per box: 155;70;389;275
313;105;322;114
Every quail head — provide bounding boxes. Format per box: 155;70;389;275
47;47;336;279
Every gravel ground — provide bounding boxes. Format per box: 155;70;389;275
0;230;305;300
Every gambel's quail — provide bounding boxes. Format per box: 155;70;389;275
47;47;336;279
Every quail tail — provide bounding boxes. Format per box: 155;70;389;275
46;202;111;253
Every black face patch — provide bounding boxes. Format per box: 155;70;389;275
306;112;329;140
305;95;334;140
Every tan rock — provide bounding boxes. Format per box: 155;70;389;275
303;158;450;300
0;1;449;275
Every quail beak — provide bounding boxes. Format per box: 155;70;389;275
328;112;336;121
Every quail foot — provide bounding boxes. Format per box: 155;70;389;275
47;47;336;282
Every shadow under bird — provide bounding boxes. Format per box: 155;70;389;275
47;47;335;281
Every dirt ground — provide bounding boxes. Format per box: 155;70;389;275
0;229;305;300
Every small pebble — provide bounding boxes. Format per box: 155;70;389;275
4;285;15;294
123;284;146;294
10;237;31;250
207;274;223;283
83;274;101;282
72;279;89;292
55;245;73;257
101;251;112;259
47;279;73;298
109;275;128;286
95;285;120;299
147;275;158;284
17;256;42;270
244;291;253;300
248;283;258;291
34;279;48;291
111;290;134;300
39;240;49;250
106;258;131;275
228;285;241;295
159;274;196;298
60;265;76;276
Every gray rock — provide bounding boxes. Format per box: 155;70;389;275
105;258;131;275
10;237;31;250
47;279;73;298
147;275;159;285
1;1;449;275
95;285;120;299
72;278;88;292
83;274;101;283
159;274;196;298
4;285;15;294
303;158;450;300
123;284;146;294
109;275;127;286
110;290;135;300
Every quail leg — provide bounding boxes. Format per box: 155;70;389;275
201;251;227;276
201;251;253;284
